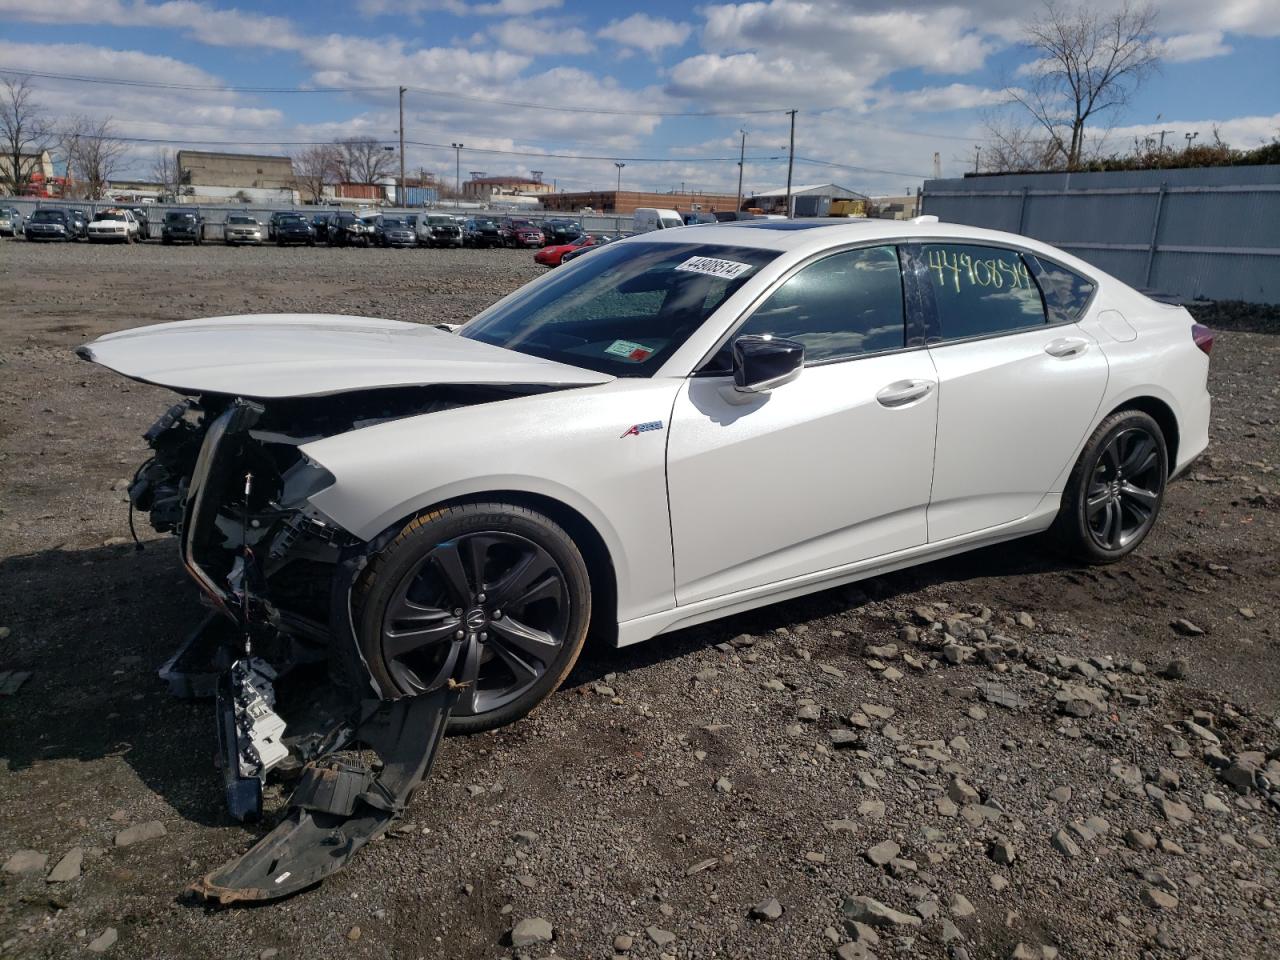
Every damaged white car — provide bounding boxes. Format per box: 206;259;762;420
79;218;1212;900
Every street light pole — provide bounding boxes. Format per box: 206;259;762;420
397;86;407;207
614;161;625;197
736;129;746;211
451;142;463;208
784;109;796;218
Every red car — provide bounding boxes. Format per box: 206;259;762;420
498;217;545;248
534;233;601;267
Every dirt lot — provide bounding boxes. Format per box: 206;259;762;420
0;241;1276;960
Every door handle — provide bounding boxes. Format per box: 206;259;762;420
1045;337;1090;359
876;379;935;407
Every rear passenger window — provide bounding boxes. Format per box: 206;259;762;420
1027;255;1096;324
921;243;1046;341
733;245;905;363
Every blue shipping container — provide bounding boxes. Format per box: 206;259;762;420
404;186;438;206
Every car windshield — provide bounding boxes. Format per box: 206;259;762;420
474;218;495;227
382;218;405;227
93;210;125;221
228;216;257;224
427;216;453;225
335;215;356;225
280;215;305;223
462;241;779;377
166;212;196;222
31;210;65;222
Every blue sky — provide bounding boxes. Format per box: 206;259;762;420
1;0;1277;196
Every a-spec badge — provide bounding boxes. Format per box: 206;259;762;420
620;420;664;439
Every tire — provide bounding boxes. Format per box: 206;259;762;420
1052;410;1168;564
356;502;592;735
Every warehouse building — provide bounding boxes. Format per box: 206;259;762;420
176;150;298;203
744;183;867;217
462;174;555;202
542;189;740;216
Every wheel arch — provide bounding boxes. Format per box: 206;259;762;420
1103;394;1179;471
374;489;620;646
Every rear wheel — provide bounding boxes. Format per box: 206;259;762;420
356;503;591;735
1053;410;1168;563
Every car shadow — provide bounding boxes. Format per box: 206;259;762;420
0;535;1074;826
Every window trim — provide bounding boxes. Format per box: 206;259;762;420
902;240;1085;349
1024;252;1099;325
693;240;925;376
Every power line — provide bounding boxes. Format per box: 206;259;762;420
100;132;792;165
0;67;790;118
794;155;932;180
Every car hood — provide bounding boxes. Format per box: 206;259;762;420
77;313;613;398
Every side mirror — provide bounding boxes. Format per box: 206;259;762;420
732;335;805;393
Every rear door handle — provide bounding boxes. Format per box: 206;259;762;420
1045;337;1090;359
876;379;935;407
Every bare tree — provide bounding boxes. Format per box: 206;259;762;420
151;148;185;199
1;76;54;195
997;0;1160;171
979;114;1067;173
294;143;340;203
334;136;395;184
61;116;128;200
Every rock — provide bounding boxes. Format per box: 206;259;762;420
685;858;718;876
936;796;959;818
346;926;362;942
646;926;676;947
862;703;895;720
836;943;875;960
1051;829;1081;858
1159;798;1194;824
797;704;822;722
510;918;554;947
1048;785;1072;805
1161;658;1189;680
751;897;783;921
260;950;278;959
714;777;733;793
819;663;846;678
830;729;863;749
947;778;980;806
593;683;616;696
114;821;166;847
988;837;1017;865
976;681;1026;710
694;668;718;683
1184;719;1220;744
1219;760;1258;791
990;874;1009;892
880;666;904;681
1125;829;1157;851
2;850;48;875
46;847;83;883
865;840;901;867
762;679;786;692
948;893;976;917
842;895;922;928
866;643;898;660
614;934;634;952
1203;793;1230;814
1171;618;1203;636
87;928;118;953
1016;612;1035;628
858;799;886;819
825;818;859;834
1141;886;1179;911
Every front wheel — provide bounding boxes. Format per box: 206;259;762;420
356;502;591;735
1052;410;1168;563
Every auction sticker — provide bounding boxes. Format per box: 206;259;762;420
674;256;755;280
605;339;654;361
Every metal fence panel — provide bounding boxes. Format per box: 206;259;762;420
920;165;1280;304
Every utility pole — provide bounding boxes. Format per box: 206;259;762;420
973;145;981;173
398;86;406;207
1156;128;1174;152
735;129;746;211
614;161;625;195
784;109;796;218
451;142;463;208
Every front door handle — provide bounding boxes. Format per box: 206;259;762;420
876;379;935;408
1045;337;1090;359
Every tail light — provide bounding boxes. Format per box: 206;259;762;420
1191;323;1214;355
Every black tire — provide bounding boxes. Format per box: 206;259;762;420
1052;410;1168;564
356;502;591;735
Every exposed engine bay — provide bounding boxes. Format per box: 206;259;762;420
124;383;552;902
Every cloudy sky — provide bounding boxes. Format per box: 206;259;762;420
1;0;1277;197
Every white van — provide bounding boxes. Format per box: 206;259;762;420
632;208;684;233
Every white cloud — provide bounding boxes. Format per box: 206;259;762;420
874;84;1012;112
598;14;693;56
1158;31;1233;62
488;18;594;56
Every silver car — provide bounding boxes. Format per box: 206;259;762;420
224;214;264;246
0;206;23;237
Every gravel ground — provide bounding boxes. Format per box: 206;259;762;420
0;241;1277;960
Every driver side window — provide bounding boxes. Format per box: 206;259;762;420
729;245;906;365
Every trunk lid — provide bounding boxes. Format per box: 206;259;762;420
78;313;612;398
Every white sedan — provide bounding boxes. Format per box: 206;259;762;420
80;217;1212;734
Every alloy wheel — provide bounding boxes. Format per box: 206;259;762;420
1085;426;1163;550
379;531;570;716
